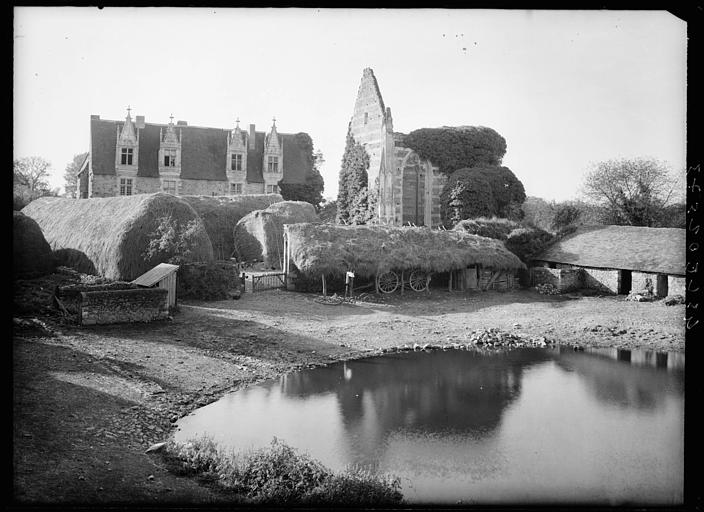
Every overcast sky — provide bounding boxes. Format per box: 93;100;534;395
13;7;686;202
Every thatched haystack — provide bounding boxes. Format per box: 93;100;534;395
285;223;525;279
233;201;319;268
181;194;283;260
13;211;55;278
22;193;213;281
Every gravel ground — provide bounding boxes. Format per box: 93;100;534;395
12;280;685;506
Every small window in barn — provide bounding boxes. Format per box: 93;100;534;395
231;153;243;171
364;112;369;125
267;156;279;173
162;180;177;195
119;178;133;196
266;184;279;194
163;148;177;167
120;147;133;165
230;183;242;195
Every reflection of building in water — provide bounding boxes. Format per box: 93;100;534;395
554;348;684;411
581;347;685;371
281;349;551;469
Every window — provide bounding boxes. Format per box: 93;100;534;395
230;183;243;195
364;112;368;125
266;184;279;194
120;147;134;165
231;153;243;171
163;148;177;167
267;156;279;173
162;179;177;195
119;178;133;196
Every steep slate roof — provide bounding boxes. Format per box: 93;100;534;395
534;226;685;276
280;134;310;184
90;117;312;184
246;132;265;183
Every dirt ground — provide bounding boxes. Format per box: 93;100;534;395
12;278;686;506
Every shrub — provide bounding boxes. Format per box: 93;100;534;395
162;437;403;506
504;226;556;262
177;261;242;300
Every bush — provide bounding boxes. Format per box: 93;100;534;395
177;261;242;300
401;126;507;176
453;217;520;241
162;437;403;506
504;226;556;263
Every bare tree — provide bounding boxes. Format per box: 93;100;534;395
63;152;89;198
14;156;52;192
582;157;679;227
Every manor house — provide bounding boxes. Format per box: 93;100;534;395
349;68;447;227
77;109;311;198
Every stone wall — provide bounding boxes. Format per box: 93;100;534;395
79;288;169;325
78;170;89;199
668;276;685;296
531;267;582;292
245;182;265;194
178;179;229;196
135;177;162;194
582;267;620;294
89;174;116;197
350;69;387;186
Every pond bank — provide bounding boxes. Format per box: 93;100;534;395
13;284;685;504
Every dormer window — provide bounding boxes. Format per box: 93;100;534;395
164;148;177;167
364;112;369;125
231;153;243;171
120;147;134;165
267;156;279;173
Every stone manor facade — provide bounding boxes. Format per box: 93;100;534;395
349;68;447;227
78;109;310;198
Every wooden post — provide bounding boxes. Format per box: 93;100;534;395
322;274;327;296
400;270;405;295
426;274;431;296
448;270;453;292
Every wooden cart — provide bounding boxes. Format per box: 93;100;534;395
375;269;431;294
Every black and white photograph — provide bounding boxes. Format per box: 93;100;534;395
12;6;698;508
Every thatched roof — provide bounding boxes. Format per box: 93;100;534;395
533;225;685;275
233;201;319;268
13;211;55;278
22;193;213;281
181;194;283;260
285;223;525;279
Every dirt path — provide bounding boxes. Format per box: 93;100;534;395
13;287;685;505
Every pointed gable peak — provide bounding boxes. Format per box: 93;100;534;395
265;116;280;151
118;105;137;144
230;117;246;149
162;113;179;145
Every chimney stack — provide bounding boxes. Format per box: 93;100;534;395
136;115;145;129
249;124;256;149
176;120;187;126
90;114;100;120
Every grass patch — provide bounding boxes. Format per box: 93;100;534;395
161;436;403;506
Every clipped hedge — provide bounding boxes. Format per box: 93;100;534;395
177;261;242;301
400;126;507;176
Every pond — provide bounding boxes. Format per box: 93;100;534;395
174;347;684;505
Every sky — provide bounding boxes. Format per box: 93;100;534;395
13;8;687;202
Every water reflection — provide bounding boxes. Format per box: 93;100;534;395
175;348;684;505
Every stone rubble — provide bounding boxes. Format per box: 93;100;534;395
535;283;560;295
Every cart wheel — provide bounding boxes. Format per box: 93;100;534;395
409;269;429;292
377;271;400;294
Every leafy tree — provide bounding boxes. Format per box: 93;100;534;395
400;126;507;176
551;203;582;232
440;165;525;227
63;152;89;198
317;199;338;224
277;133;325;210
336;129;372;224
582;157;680;227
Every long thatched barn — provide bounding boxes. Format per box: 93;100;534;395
233;201;319;268
180;194;283;260
283;223;525;293
22;193;213;281
532;226;685;296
